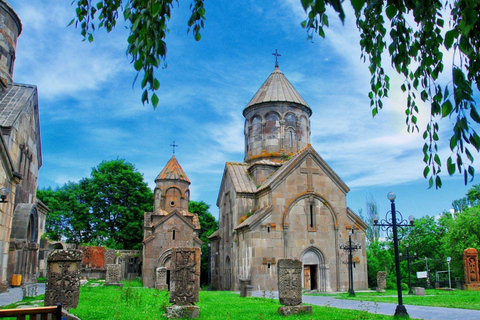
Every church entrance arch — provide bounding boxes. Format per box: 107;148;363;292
301;247;326;292
157;250;172;290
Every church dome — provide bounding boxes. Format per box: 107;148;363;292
244;66;310;112
243;65;312;163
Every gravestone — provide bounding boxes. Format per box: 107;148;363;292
164;248;200;319
277;259;312;316
105;264;122;287
464;248;480;290
44;249;83;310
104;249;116;265
156;267;168;290
414;287;425;296
376;271;387;293
239;279;251;297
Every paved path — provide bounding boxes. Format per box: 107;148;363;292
0;284;45;307
251;291;480;320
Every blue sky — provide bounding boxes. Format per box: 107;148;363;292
9;0;479;220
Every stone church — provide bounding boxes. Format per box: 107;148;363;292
209;63;368;292
0;0;46;292
142;155;203;288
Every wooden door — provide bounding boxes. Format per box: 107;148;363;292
304;266;311;289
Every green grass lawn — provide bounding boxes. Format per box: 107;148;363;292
70;284;394;320
309;289;480;310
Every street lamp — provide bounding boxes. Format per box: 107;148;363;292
339;227;361;296
374;192;414;317
400;243;417;294
447;257;452;289
0;187;9;203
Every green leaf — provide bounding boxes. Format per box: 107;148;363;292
471;107;480;123
134;59;143;71
351;0;365;15
435;176;442;189
447;157;455;175
141;90;148;105
423;166;430;178
386;5;397;20
151;93;159;109
195;32;201;41
152;3;162;17
441;100;453;118
153;79;160;90
444;30;456;49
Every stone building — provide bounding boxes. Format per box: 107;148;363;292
209;64;368;292
142;155;203;288
0;0;45;291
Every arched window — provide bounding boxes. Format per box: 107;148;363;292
285;113;296;128
251;116;262;142
165;187;181;208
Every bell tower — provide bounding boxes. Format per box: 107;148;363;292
243;61;312;164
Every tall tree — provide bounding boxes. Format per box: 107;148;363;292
189;200;218;284
37;182;92;243
81;159;153;249
38;159;153;249
71;0;480;187
362;195;380;244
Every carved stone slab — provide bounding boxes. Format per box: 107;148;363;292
45;249;83;310
106;264;122;284
376;271;387;293
156;267;168;290
104;249;116;265
278;259;302;306
169;248;200;305
464;248;480;290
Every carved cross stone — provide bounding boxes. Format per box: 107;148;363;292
169;248;200;305
278;259;302;306
44;249;83;311
300;157;320;192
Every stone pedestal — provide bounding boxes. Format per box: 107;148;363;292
278;305;312;316
163;305;200;319
376;271;387;293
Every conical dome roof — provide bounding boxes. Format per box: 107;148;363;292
155;155;190;183
245;66;310;110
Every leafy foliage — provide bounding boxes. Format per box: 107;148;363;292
302;0;480;188
38;159;153;249
70;0;206;109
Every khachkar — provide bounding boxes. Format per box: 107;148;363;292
376;271;387;293
464;248;480;290
277;259;312;316
156;267;168;290
164;248;200;319
106;264;122;287
45;250;83;310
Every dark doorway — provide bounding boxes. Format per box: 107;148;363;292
310;265;318;290
167;270;171;291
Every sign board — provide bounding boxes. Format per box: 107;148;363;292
417;271;428;278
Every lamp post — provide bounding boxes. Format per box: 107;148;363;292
403;243;416;294
207;243;211;290
339;228;361;296
0;187;9;203
447;257;451;289
374;192;414;317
